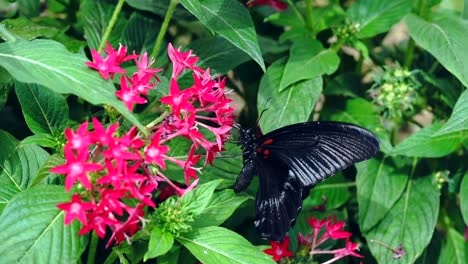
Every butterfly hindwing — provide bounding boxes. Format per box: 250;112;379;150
249;121;379;241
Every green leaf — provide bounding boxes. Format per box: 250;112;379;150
0;129;19;163
15;82;69;135
435;89;468;136
179;0;265;71
31;154;64;187
366;176;440;263
121;12;160;55
78;0;126;49
324;73;366;97
405;13;468;87
125;0;195;21
356;159;408;232
192;189;248;228
0;185;87;263
178;226;275;264
347;0;411;38
0;17;59;40
21;134;57;148
460;172;468;225
0;144;49;214
189;36;252;74
17;0;40;17
144;227;174;260
391;123;465;157
303;173;351;210
0;39;144;131
258;58;322;133
331;98;393;153
438;228;467;264
280;39;339;91
180;180;223;216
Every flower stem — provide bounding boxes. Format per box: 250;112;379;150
87;232;99;264
98;0;125;52
304;0;314;31
146;110;170;128
152;0;179;58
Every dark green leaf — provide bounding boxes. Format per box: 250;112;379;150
144;227;174;260
121;12;160;55
189;36;252;74
356;159;408;232
192;189;248;228
78;0;126;49
0;144;49;213
0;39;144;131
180;0;265;71
0;185;87;263
303;173;351;210
438;228;467;264
125;0;195;21
17;0;40;17
178;226;275;264
180;180;223;216
280;39;339;91
0;129;18;163
366;176;440;263
391;123;466;157
348;0;411;38
15;82;69;135
21;134;57;148
258;58;322;133
31;154;64;187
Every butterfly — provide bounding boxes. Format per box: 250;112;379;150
234;121;380;241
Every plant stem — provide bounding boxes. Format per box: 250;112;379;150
146;110;170;128
87;232;99;264
305;0;314;31
152;0;179;58
284;0;306;25
98;0;125;52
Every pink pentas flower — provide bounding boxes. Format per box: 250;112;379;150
51;148;102;191
325;216;352;240
85;49;126;79
57;194;95;225
103;43;138;64
247;0;287;11
167;43;203;78
116;76;148;111
263;236;294;262
160;78;196;116
64;121;93;153
145;133;170;169
333;239;364;259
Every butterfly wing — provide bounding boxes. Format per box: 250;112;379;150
254;121;379;241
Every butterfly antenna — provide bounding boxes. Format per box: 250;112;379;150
256;98;272;127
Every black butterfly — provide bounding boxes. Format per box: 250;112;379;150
234;121;379;241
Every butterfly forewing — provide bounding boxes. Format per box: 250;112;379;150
236;121;380;242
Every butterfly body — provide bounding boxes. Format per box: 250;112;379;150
235;121;379;241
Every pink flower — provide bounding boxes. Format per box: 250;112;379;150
333;239;364;259
115;76;148;111
64;121;93;153
325;216;352;240
145;133;170;169
51;148;102;191
160;78;196;116
168;43;203;78
263;236;294;262
85;49;126;79
57;194;95;225
247;0;287;11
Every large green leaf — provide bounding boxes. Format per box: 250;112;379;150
460;172;468;225
303;174;351;210
438;228;467;264
391;123;465;157
0;185;87;263
15;82;69;135
189;36;252;74
258;58;322;133
180;0;265;71
406;13;468;87
192;189;248;228
279;39;339;91
366;176;440;263
0;130;18;163
331;98;393;153
178;226;275;264
356;159;408;232
0;39;144;131
435;89;468;136
145;227;174;260
0;144;49;214
347;0;412;38
180;180;223;216
0;17;59;40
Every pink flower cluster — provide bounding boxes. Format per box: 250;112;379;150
263;215;363;263
53;43;235;246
